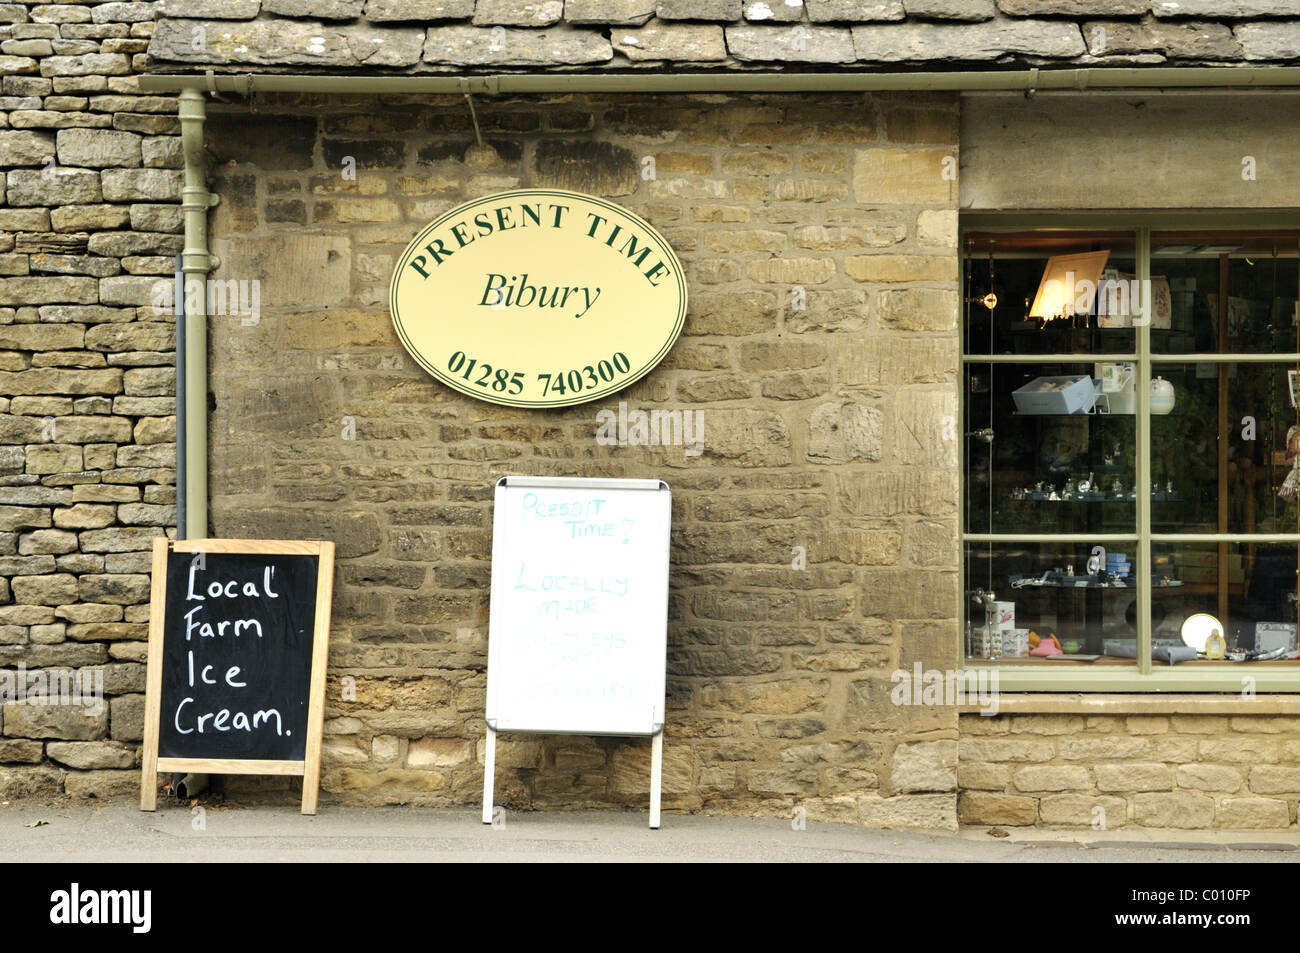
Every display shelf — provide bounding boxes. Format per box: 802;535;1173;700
1008;492;1180;503
1009;574;1184;590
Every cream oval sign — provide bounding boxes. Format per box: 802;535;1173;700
390;188;686;409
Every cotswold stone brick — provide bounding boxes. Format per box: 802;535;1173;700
877;287;958;330
10;573;79;605
858;793;957;831
20;530;78;555
40;54;131;76
0;368;123;394
0;507;52;531
1132;792;1216;828
1095;762;1173;792
6;168;102;206
100;168;182;201
892;740;957;792
26;445;83;475
0;55;39;74
0;766;63;796
53;504;116;530
0;740;44;763
1013;765;1092;792
854;147;955;204
1218;797;1290;829
64;769;138;797
56;127;142;168
846;254;956;283
1248;765;1300;793
807;401;883;464
128;203;182;231
747;257;835;284
1038;793;1127;826
46;740;135;769
957;791;1036;825
0;130;54;165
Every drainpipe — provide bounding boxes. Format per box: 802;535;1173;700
175;88;218;801
177;88;218;540
139;66;1300;97
173;252;185;540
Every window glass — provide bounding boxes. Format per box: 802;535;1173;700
965;542;1140;665
1152;233;1299;355
962;228;1300;678
964;232;1136;357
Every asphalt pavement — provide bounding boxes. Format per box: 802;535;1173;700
3;798;1300;862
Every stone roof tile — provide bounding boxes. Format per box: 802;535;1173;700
726;23;857;61
851;18;1085;60
806;1;905;23
366;0;475;21
472;0;565;27
1153;0;1300;18
1237;21;1300;59
265;0;365;20
143;0;1300;69
157;0;261;18
565;0;656;26
422;24;613;65
612;21;728;59
902;0;994;21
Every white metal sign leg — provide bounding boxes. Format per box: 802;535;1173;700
649;731;663;830
482;725;496;825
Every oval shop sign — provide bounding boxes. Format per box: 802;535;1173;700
389;188;687;409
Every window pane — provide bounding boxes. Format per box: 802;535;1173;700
1151;232;1300;355
1150;362;1298;535
965;542;1140;665
1152;541;1298;659
965;361;1137;536
964;231;1136;357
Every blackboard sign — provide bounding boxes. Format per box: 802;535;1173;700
140;538;335;815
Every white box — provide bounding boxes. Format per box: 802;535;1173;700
1012;376;1099;415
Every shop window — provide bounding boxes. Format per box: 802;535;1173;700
961;227;1300;690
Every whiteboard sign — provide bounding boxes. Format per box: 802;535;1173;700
485;476;671;736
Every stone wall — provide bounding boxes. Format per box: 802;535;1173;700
200;90;963;823
959;713;1300;829
0;1;179;798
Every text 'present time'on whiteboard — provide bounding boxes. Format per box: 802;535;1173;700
485;476;671;738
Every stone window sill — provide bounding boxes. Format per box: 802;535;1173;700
956;693;1300;716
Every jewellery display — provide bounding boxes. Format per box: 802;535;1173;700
1007;476;1179;503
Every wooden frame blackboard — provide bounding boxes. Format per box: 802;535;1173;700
140;538;336;815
